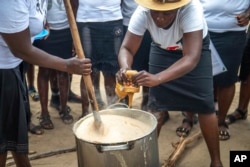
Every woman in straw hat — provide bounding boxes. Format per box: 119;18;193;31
116;0;223;166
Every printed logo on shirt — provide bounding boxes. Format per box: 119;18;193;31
35;0;48;25
166;45;180;50
36;0;47;14
48;0;65;11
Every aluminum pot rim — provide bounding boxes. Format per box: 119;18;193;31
72;108;157;145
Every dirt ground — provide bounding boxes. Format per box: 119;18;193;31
6;72;250;167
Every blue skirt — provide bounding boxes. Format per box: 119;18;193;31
148;36;215;113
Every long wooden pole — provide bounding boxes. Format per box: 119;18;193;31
63;0;99;112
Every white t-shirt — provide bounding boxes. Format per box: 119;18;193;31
76;0;122;22
200;0;250;32
0;0;47;69
47;0;69;30
121;0;138;26
128;0;207;50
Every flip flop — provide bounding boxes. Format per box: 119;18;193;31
218;122;230;141
29;89;39;101
28;123;44;135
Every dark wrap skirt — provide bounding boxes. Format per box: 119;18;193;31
0;63;30;154
148;35;215;113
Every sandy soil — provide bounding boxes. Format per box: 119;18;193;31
6;72;250;167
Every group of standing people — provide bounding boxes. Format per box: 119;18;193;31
1;0;250;167
226;27;250;126
176;0;250;141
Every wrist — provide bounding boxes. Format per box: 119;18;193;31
245;8;250;19
156;76;162;85
247;12;250;20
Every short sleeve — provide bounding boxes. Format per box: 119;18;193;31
128;6;148;36
0;0;29;33
180;0;204;33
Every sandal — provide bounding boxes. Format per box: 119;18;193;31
225;108;248;125
39;114;54;130
176;118;193;137
28;89;39;101
59;109;74;124
218;122;230;141
28;122;44;135
50;98;72;113
182;112;198;124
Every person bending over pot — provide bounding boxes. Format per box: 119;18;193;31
116;0;223;166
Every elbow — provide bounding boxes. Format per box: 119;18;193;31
186;55;201;72
11;49;26;60
10;46;34;62
192;57;200;69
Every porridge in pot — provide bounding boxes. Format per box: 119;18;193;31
75;114;152;143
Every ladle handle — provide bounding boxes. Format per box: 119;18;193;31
63;0;99;111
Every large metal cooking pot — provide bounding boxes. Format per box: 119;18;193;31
73;108;160;167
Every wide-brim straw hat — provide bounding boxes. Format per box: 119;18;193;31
135;0;192;11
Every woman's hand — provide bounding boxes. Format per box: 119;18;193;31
66;57;92;75
236;12;250;27
116;68;131;84
133;70;162;87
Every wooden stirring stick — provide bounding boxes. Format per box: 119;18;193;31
63;0;102;128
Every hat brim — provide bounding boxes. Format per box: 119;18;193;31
135;0;192;11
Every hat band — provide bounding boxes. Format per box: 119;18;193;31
156;0;181;3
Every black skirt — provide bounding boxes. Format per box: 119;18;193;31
0;63;30;154
33;28;73;59
211;31;246;86
148;36;215;113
